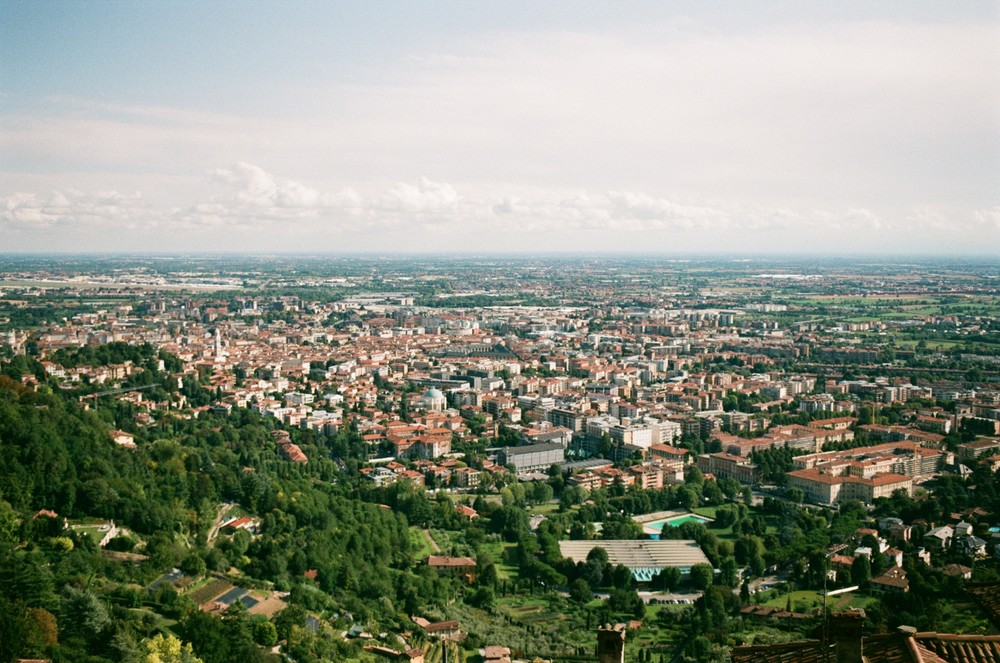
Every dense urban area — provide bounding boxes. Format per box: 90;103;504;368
1;254;999;663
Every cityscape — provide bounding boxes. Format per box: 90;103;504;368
2;1;999;662
0;254;999;662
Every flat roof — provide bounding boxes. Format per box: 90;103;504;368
558;539;709;571
501;442;564;456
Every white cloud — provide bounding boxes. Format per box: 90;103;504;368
1;189;147;229
973;206;1000;230
381;177;460;213
1;164;915;249
1;14;997;253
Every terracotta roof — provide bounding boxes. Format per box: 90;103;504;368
871;567;910;591
427;555;475;568
731;639;826;662
914;633;1000;663
731;631;1000;662
967;583;1000;630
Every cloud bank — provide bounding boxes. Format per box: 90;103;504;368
1;11;997;253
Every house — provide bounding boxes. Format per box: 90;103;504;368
411;616;461;640
829;554;855;580
427;555;476;581
222;516;260;534
956;536;988;558
924;525;953;549
280;443;308;463
941;564;973;579
451;466;481;488
364;466;398;486
480;645;512;663
110;429;136;449
870;566;909;594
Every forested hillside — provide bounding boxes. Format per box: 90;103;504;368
0;354;447;662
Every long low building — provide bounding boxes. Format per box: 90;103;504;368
558;539;710;582
497;442;565;474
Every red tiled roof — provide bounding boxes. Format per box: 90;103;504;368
427;555;475;568
732;631;1000;662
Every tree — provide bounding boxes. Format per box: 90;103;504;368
251;617;278;647
144;633;204;663
60;586;110;645
851;554;871;586
469;586;496;611
570;578;592;603
22;606;58;651
0;599;29;662
655;567;681;592
584;547;609;587
181;552;207;578
690;563;714;590
608;587;645;618
274;604;307;642
719;558;739;587
478;561;499;588
597;433;613;458
677;487;699;511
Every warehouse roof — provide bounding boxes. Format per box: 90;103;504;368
558;539;709;576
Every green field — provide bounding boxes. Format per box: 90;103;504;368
761;589;874;614
409;528;435;560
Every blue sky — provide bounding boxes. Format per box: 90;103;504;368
2;1;998;254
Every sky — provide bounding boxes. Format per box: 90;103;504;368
2;1;999;255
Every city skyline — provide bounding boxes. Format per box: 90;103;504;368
2;1;999;255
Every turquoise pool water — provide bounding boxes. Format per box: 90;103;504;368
645;513;713;539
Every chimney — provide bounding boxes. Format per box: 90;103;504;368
830;609;866;663
597;624;626;663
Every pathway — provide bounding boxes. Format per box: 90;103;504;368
422;529;440;553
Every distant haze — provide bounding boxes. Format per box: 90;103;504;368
2;1;998;255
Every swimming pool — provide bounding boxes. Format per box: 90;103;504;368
644;513;714;539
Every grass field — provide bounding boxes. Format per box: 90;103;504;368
761;589;874;614
528;501;562;515
409;527;435;560
71;525;108;545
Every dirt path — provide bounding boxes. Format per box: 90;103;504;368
422;529;440;553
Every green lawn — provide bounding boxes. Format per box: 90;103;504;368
71;524;109;545
477;540;517;581
761;589;875;614
528;501;561;515
762;590;825;613
409;527;435;560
